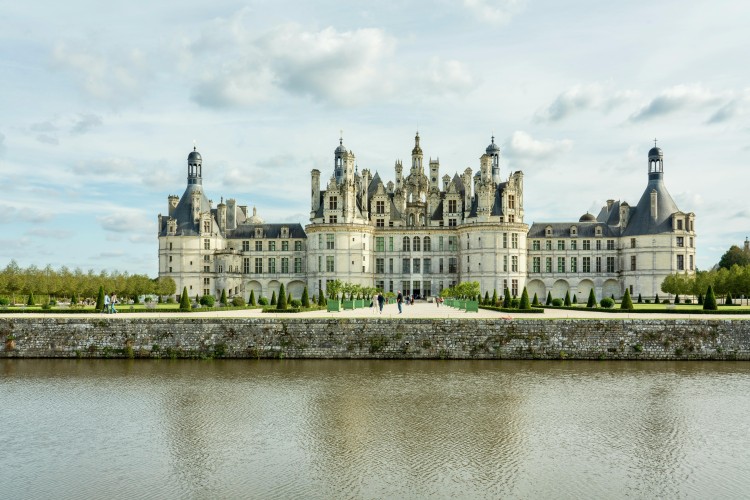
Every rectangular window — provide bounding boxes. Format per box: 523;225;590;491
281;258;289;273
242;240;250;251
402;258;410;274
376;237;385;252
376;200;385;214
204;266;210;273
389;237;394;251
631;238;636;249
448;236;458;251
511;279;518;297
243;257;250;274
676;237;684;247
448;219;457;227
318;255;322;271
557;240;565;250
439;236;444;251
439;258;444;273
329;197;338;210
295;241;302;251
389;258;394;273
503;255;508;272
281;241;288;251
255;258;263;273
607;240;615;250
503;233;508;248
570;240;577;250
204;239;210;250
545;240;552;250
689;255;694;271
689;237;693;247
413;259;421;273
508;214;515;223
606;256;615;273
545;257;552;273
376;218;385;227
631;255;636;271
596;240;602;250
268;258;276;273
570;257;577;272
255;240;263;251
557;257;565;273
532;240;540;251
326;234;335;249
512;255;518;272
203;277;210;286
329;216;337;223
583;240;591;250
508;195;515;209
326;256;335;272
424;258;431;274
596;257;602;273
448;257;457;273
512;233;518;249
269;241;276;251
677;219;683;230
677;255;684;271
294;257;302;273
582;257;591;273
532;257;541;273
376;258;385;274
448;199;457;213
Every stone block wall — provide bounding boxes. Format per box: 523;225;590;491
1;318;749;360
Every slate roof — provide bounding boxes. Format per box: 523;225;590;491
528;222;617;238
160;183;213;236
622;174;680;236
228;223;307;239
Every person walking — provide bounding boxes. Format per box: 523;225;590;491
397;290;403;314
110;292;118;314
103;293;110;314
377;292;385;314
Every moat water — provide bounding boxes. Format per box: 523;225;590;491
1;359;749;499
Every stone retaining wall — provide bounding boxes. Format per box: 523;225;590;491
1;318;749;360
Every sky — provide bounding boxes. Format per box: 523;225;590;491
1;0;748;277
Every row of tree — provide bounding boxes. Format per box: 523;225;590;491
661;264;750;300
0;260;176;304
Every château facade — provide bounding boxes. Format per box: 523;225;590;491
158;135;696;303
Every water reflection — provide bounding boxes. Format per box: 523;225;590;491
1;360;749;499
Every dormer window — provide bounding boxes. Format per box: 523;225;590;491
329;197;338;210
281;226;289;238
545;226;552;237
595;227;602;237
570;226;577;236
255;228;263;238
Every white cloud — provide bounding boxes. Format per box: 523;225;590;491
629;84;726;122
70;113;103;134
503;130;573;163
462;0;526;26
96;208;152;234
536;83;635;122
24;228;74;239
0;204;56;224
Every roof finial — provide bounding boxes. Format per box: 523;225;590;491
653;137;658;147
193;139;196;152
339;129;343;145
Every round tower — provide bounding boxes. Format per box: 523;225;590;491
187;146;202;185
334;135;347;184
411;132;423;171
486;135;501;184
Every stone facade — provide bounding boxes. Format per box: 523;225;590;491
1;318;748;360
158;135;695;302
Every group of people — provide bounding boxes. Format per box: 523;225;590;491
369;293;387;314
102;293;118;314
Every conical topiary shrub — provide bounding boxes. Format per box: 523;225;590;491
546;291;553;306
484;291;490;305
302;286;310;307
270;291;277;306
697;293;703;305
179;287;191;311
220;289;228;305
277;284;287;309
287;292;292;305
637;293;642;304
27;292;35;306
621;289;634;310
491;289;498;307
519;287;530;310
564;291;571;307
503;288;512;308
96;286;105;311
726;292;733;305
318;288;326;306
655;293;660;303
674;294;680;304
703;285;717;311
572;294;578;304
587;289;596;308
249;290;256;306
532;292;539;306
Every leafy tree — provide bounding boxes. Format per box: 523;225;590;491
519;287;530;310
200;295;215;307
179;287;191;311
718;245;750;270
546;291;552;306
621;289;634;310
277;284;287;309
249;290;256;306
703;285;717;310
220;289;228;305
586;289;596;308
564;291;571;307
270;291;277;306
302;286;310;307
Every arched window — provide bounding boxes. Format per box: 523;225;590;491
403;236;410;252
424;236;431;251
413;236;421;251
409;214;415;226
